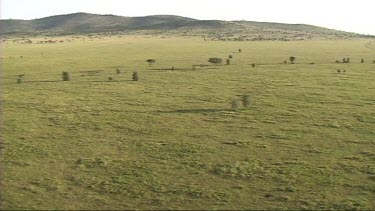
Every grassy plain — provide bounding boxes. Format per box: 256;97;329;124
1;36;375;210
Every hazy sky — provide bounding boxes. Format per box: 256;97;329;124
1;0;375;35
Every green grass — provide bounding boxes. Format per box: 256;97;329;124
1;36;375;210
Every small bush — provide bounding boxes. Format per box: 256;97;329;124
284;60;287;64
146;59;156;66
239;49;242;53
108;77;113;81
208;57;223;65
337;69;341;73
229;55;233;59
373;60;375;63
17;78;22;84
132;72;139;81
361;58;364;63
242;95;251;108
62;72;71;81
116;69;121;74
252;63;255;68
172;66;175;71
231;99;240;111
226;59;231;65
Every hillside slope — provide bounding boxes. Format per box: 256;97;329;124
0;12;372;40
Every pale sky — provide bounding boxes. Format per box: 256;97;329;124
1;0;375;35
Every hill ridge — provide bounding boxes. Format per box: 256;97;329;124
0;13;373;40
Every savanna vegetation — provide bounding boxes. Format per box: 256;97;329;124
0;35;374;210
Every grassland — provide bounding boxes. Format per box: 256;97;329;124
1;36;375;210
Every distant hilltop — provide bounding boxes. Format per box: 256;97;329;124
0;12;373;40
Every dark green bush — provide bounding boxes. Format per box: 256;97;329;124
146;59;156;66
133;72;139;81
62;72;71;81
208;58;223;65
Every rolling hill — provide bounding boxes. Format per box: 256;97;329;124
0;12;373;40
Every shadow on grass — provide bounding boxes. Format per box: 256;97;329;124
157;108;229;114
23;80;64;83
91;80;133;83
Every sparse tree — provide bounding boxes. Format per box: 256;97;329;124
146;59;156;66
133;71;139;81
289;56;296;64
208;57;223;65
62;72;71;81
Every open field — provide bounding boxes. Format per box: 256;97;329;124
1;36;375;210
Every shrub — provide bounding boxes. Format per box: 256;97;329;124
146;59;156;66
373;60;375;63
132;72;139;81
242;95;251;108
361;58;364;63
231;99;240;111
252;63;255;68
239;49;242;53
208;57;223;65
62;72;71;81
284;60;287;64
171;66;175;71
17;78;22;84
337;69;341;73
229;55;233;59
226;59;231;65
108;77;113;81
116;69;121;74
